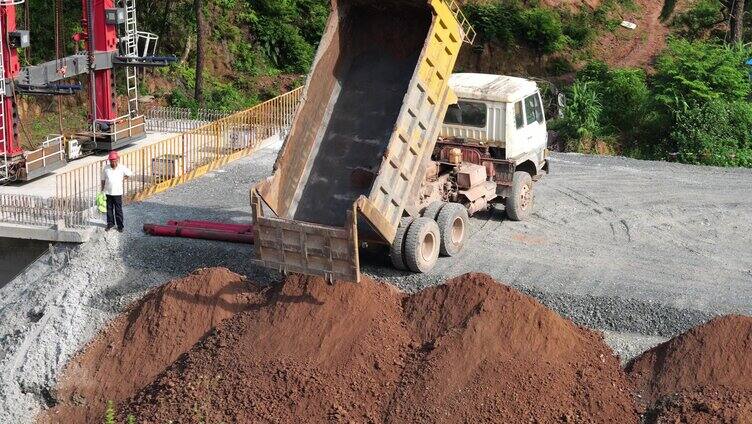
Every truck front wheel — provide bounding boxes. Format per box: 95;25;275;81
506;171;534;221
404;218;441;273
436;203;468;256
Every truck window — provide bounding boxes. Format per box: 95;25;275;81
514;101;524;129
444;101;487;128
524;94;544;125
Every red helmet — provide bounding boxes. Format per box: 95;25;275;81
108;151;119;161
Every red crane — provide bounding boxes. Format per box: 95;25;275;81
0;0;173;183
0;3;23;163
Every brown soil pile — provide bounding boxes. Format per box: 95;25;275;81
627;315;752;405
118;273;636;423
41;268;264;424
644;387;752;424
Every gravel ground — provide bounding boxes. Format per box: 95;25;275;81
0;142;281;423
368;154;752;332
1;146;751;421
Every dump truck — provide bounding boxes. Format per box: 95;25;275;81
251;0;548;282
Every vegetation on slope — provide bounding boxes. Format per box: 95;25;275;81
555;0;752;166
17;0;752;167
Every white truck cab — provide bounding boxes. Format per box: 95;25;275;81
442;73;549;173
417;73;550;229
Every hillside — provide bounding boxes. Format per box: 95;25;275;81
21;0;669;113
16;0;752;168
457;0;670;76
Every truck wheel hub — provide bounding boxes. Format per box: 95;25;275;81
422;232;436;261
451;217;465;244
520;184;532;210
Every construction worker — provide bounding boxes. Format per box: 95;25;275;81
100;151;133;232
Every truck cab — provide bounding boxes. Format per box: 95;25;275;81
422;73;550;224
441;73;549;180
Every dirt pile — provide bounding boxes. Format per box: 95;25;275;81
627;315;752;404
644;387;752;423
117;273;636;423
388;274;636;422
41;268;263;424
627;315;752;423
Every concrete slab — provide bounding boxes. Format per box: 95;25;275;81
0;132;173;199
0;221;95;243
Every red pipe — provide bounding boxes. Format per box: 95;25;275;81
144;223;254;244
166;220;252;233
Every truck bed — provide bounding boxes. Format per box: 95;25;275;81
293;8;429;226
254;0;468;281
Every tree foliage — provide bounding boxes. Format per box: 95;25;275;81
520;8;565;54
463;1;597;54
670;0;725;40
672;100;752;167
653;39;751;108
556;40;752;167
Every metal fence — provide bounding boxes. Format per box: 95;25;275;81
0;194;91;228
145;106;231;133
53;87;302;227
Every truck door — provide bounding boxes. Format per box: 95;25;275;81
509;93;546;159
522;93;547;153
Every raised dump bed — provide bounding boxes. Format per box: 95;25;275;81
252;0;471;281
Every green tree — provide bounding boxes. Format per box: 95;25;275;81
671;100;752;166
653;39;751;110
671;0;726;40
463;1;521;46
520;7;565;54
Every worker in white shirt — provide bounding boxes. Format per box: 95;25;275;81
100;151;133;232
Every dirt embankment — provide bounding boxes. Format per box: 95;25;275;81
41;267;752;423
591;0;669;68
627;315;752;423
44;271;637;423
459;0;669;76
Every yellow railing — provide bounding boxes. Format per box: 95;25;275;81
55;87;303;222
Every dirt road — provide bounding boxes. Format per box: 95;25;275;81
366;154;752;350
591;0;669;68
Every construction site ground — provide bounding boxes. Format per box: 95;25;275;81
1;141;751;421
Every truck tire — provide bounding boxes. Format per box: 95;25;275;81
422;201;445;220
436;203;468;256
390;217;414;271
507;171;534;221
404;218;441;273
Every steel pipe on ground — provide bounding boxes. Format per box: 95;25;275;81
143;221;254;244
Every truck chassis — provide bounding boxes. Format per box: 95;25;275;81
389;137;549;273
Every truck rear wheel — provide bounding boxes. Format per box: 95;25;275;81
390;217;414;271
436;203;468;256
422;201;445;220
404;218;441;273
507;171;534;221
